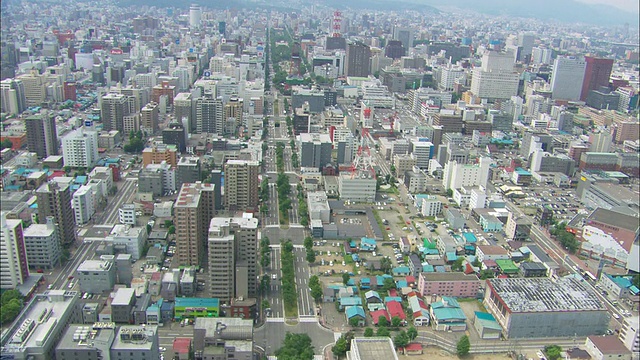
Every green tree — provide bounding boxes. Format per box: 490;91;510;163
0;298;23;323
382;277;396;292
310;284;323;302
309;275;319;288
342;273;350;285
456;335;470;356
376;326;390;337
633;274;640;289
452;257;465;272
391;316;402;327
349;317;362;327
394;331;409;348
544;345;562;360
380;257;393;274
1;290;23;305
446;189;454;197
377;316;389;327
260;274;271;294
275;333;314;360
168;225;176;235
0;138;13;150
364;328;374;337
407;326;418;341
332;336;348;359
304;236;313;250
146;224;152;234
262;299;270;310
306;249;316;264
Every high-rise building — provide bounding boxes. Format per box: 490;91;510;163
0;79;26;115
72;185;95;225
174;182;215;266
101;92;131;132
580;56;614;101
224;160;260;212
196;96;224;134
140;101;159;133
550;56;587;101
439;65;465;92
62;127;99;168
299;133;332;170
393;27;413;51
189;4;202;28
0;211;29;289
36;182;76;246
224;96;243;135
176;156;201;187
25;113;58;158
174;92;193;132
470;51;519;101
23;217;61;270
207;215;259;301
518;33;535;62
17;69;46;107
589;131;613;153
346;41;371;77
142;144;178;168
162;122;187;152
151;82;176;106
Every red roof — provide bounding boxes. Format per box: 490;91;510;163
498;274;509;279
405;343;422;351
483;259;498;267
151;272;162;281
406;276;415;283
48;170;67;180
173;338;191;353
386;300;406;320
464;263;476;274
370;309;390;325
388;289;398;297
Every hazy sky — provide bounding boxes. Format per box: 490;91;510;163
576;0;640;14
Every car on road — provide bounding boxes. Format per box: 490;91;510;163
159;347;166;352
613;313;620;319
47;284;53;290
67;275;74;280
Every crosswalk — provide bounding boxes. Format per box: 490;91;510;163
298;316;317;323
266;317;285;323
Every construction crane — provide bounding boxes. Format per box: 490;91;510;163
350;128;376;179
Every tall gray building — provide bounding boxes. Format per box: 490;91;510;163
23;217;61;270
299;133;332;170
138;166;165;196
25;112;58;158
36;182;76;246
176;156;201;187
346;41;371;77
196;96;223;134
393;27;413;51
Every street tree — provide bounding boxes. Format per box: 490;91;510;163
364;328;374;337
407;326;418;341
456;335;470;356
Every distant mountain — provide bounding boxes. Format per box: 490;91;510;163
414;0;639;27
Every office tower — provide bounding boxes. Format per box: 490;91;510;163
25;113;59;158
207;216;259;301
196;96;224;134
17;69;46;106
589;131;613;153
0;211;29;289
36;182;76;246
123;113;140;134
140;102;159;133
393;26;413;50
174;93;193;132
23;217;62;270
151;82;176;106
162;122;187;152
580;56;614;101
224;160;259;212
224;96;243;135
299;133;332;170
176;156;201;187
142;144;178;168
210;170;223;210
0;79;26;115
439;65;466;91
62;127;99;168
101;93;130;132
346;41;371;77
189;4;202;28
470;51;519;100
174;182;215;266
385;40;405;59
532;46;553;65
518;33;535;62
550;56;587;101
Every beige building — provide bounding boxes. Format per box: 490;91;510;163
393;154;416;177
224;160;259;212
142;144;178;168
207;215;259;301
140;102;159;133
173;182;215;266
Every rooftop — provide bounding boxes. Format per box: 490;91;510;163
420;272;480;282
194;317;253;340
56;323;116;351
489;277;606;313
110;325;158;350
349;337;399;360
77;259;112;272
587;335;632;354
587;207;639;232
112;288;135;306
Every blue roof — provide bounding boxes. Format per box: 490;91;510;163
392;266;410;274
396;280;408;288
432;307;466;321
384;296;402;303
75;176;87;184
340;297;362;306
422;264;435;272
474;312;501;330
345;306;366;319
446;252;458;261
346;279;355;286
365;290;381;299
360;278;371;284
434;266;446;272
174;297;220;308
462;232;477;243
351;254;360;261
630;286;639;295
515;167;531;175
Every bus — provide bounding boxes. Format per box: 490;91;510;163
583;271;597;282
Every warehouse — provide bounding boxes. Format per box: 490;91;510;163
484;277;608;338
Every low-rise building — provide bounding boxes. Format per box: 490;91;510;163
585;335;632;360
347;337;399;360
193;317;253;360
109;325;160;360
417;272;481;298
111;288;136;324
55;323;116;360
77;259;116;294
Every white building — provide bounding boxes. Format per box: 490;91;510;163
619;316;639;357
153;201;173;218
146;162;176;192
469;186;487;209
338;171;377;203
419;196;442;217
307;191;331;224
118;204;137;225
470;51;519;100
581;225;628;265
73;185;95;225
411;140;433;170
23;217;61;270
106;225;147;260
439;65;466;91
550;56;586;101
62;127;99;168
442;158;491;190
0;212;29;289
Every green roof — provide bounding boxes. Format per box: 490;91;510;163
495;259;519;273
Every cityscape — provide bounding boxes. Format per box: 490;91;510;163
0;1;639;360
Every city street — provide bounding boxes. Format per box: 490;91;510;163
293;247;315;318
264;246;284;319
254;321;335;357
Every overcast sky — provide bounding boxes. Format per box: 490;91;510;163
576;0;639;14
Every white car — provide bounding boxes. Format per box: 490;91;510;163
159;347;166;352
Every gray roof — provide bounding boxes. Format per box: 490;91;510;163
587;208;639;232
489;277;606;313
194;317;253;341
350;337;398;360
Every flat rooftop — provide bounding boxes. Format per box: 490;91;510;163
350;337;398;360
110;325;158;350
194;317;253;340
421;272;480;282
489;277;606;313
588;207;639;232
56;323;115;351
